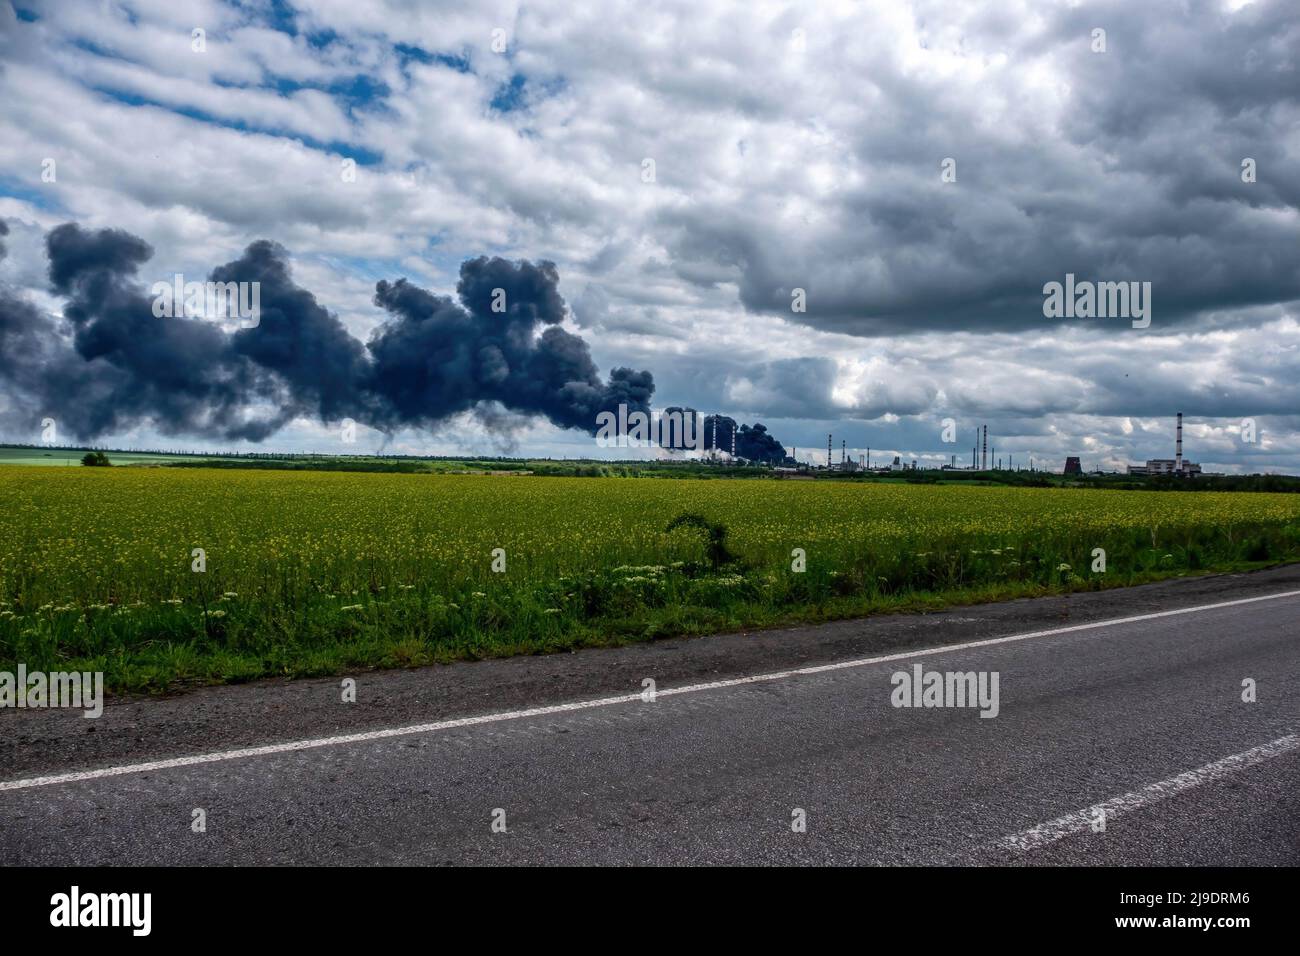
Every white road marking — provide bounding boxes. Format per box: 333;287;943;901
992;733;1300;854
2;587;1299;793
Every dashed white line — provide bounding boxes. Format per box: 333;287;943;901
2;587;1298;793
992;733;1300;854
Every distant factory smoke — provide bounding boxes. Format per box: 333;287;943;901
697;414;786;463
0;222;655;442
737;423;786;463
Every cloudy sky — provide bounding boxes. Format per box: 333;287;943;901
1;0;1297;472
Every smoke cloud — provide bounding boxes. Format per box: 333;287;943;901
694;413;786;462
736;423;786;463
0;221;656;443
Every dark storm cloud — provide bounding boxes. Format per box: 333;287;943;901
661;0;1300;337
0;222;655;442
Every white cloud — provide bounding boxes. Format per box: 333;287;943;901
1;0;1297;470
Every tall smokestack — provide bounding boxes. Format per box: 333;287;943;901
982;425;988;470
827;433;832;470
1175;412;1183;473
731;424;736;458
841;439;846;465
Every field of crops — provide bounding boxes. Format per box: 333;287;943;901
2;465;1299;691
0;447;194;466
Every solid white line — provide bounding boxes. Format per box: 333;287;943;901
992;733;1300;854
2;587;1299;793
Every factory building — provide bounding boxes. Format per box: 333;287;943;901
1127;413;1201;477
1134;458;1202;477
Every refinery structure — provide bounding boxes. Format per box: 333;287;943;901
713;410;1209;479
801;422;1025;474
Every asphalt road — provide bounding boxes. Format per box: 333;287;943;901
2;576;1298;865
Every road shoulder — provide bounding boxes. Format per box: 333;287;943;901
5;563;1300;779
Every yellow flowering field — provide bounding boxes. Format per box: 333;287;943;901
1;466;1298;690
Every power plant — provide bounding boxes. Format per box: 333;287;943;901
1127;413;1202;477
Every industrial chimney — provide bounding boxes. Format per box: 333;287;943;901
1175;412;1183;474
982;425;988;471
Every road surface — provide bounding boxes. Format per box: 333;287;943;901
2;568;1298;865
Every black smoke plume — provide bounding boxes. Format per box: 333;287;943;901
702;414;737;452
736;423;786;463
0;222;655;442
695;414;786;462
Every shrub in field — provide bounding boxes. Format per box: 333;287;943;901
665;513;738;570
